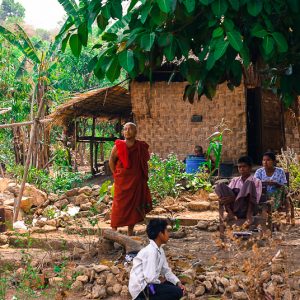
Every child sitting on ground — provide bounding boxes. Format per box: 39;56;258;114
129;218;185;300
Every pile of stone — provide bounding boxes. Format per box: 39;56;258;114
176;260;299;299
31;185;111;230
0;178;112;232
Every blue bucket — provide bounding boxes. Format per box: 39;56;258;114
186;156;206;174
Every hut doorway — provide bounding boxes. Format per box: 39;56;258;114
246;88;285;164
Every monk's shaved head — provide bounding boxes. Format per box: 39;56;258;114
124;122;137;129
123;122;137;140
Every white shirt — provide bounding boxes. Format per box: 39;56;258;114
128;240;180;299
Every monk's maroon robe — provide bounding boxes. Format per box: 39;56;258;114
110;140;152;228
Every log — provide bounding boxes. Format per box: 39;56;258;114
101;229;142;253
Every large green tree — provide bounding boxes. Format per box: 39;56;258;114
56;0;300;105
0;0;25;22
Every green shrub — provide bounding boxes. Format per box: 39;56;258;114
148;154;212;205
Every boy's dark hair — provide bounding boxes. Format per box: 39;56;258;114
237;156;253;167
263;152;276;162
146;219;168;240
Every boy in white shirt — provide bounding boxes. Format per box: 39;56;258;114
129;219;185;299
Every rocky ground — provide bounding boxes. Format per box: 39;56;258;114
0;178;300;299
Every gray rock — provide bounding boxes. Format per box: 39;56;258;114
232;291;248;300
91;284;106;299
196;221;208;230
54;198;69;209
203;280;212;291
93;264;110;273
78;186;93;196
112;283;122;294
195;285;205;296
76;275;89;283
71;280;84;292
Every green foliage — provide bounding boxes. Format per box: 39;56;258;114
57;0;300;105
148;154;212;204
148;154;185;203
205;120;231;175
98;180;112;203
7;149;90;194
0;0;25;22
0;276;7;300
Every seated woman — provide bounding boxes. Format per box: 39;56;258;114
215;156;262;227
254;152;287;211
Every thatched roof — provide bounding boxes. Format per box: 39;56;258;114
49;84;131;126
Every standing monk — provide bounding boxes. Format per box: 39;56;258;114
109;123;152;236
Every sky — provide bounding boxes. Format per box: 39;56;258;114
16;0;66;30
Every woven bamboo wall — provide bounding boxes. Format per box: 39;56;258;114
130;81;247;161
284;109;300;153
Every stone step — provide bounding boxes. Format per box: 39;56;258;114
7;232;98;251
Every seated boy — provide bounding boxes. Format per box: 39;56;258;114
215;156;262;226
129;219;185;300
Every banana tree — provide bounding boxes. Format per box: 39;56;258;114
0;24;61;169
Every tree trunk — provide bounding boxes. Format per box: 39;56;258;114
101;229;142;253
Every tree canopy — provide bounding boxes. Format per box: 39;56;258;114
0;0;25;22
58;1;300;104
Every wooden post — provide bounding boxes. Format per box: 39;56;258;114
94;143;99;173
0;163;5;178
13;99;46;222
100;142;104;162
90;117;96;175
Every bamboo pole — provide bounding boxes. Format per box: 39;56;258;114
74;117;77;171
0;118;52;129
13;100;47;222
90;117;96;175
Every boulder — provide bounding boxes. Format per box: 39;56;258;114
112;283;122;294
23;184;47;207
208;193;219;201
65;188;79;197
220;277;230;287
91;284;106;299
19;197;33;212
0;178;10;193
260;270;271;282
195;285;205;296
0;234;8;245
203;280;212;291
196;220;208;230
49;277;63;287
71;280;84;292
54;198;69;209
233;292;248;300
76;275;89;283
80;202;92;211
111;266;120;275
74;194;89;206
93;265;110;273
188;201;210;211
6;182;20;195
78;186;93;196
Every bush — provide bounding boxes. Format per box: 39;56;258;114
148;153;212;205
7;146;90;194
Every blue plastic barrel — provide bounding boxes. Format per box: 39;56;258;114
185;156;206;174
